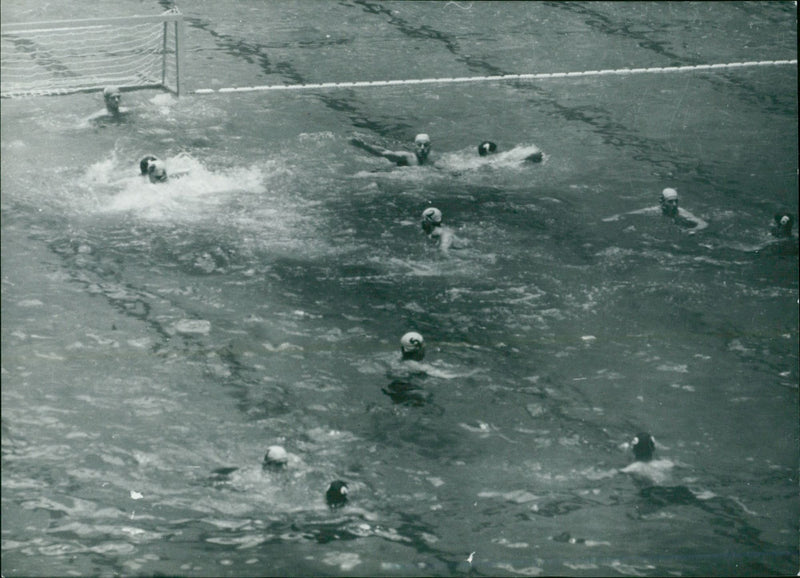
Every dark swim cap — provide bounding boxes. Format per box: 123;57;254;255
632;432;655;462
325;480;348;508
140;155;158;175
774;212;794;228
478;141;497;156
771;212;795;238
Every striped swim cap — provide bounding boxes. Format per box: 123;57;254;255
422;207;442;225
400;331;424;353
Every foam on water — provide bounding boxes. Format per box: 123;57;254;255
436;144;546;172
2;2;797;577
91;153;266;220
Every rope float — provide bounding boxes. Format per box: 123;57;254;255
193;59;797;95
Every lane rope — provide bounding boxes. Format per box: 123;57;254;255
193;59;797;94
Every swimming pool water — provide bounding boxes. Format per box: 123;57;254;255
2;2;797;576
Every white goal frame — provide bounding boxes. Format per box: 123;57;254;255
1;9;184;98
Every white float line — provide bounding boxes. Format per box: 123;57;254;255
193;59;797;95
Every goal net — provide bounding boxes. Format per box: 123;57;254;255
1;9;183;98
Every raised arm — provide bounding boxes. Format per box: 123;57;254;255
350;137;414;166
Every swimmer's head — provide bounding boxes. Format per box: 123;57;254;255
660;188;679;216
326;480;348;508
262;445;289;469
771;212;794;238
148;160;168;183
414;133;431;161
103;86;121;112
661;188;679;201
421;207;443;234
400;331;425;361
139;155;158;175
478;141;498;157
631;432;655;462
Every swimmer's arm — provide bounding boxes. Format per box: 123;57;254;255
84;109;111;124
350;137;412;165
626;206;661;216
603;206;658;222
678;208;708;232
349;136;384;156
385;152;415;166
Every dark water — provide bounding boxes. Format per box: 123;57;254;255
2;1;798;576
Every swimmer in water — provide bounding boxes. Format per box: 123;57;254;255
604;187;708;232
209;444;294;484
658;188;707;230
400;331;425;362
326;480;348;508
770;212;795;239
139;155;158;176
757;211;799;256
421;207;454;252
631;432;655;462
88;86;130;124
478;141;498;156
620;432;675;485
478;140;543;163
382;332;436;407
147;159;168;183
350;133;433;166
262;445;289;470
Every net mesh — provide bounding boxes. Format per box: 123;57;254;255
1;12;181;98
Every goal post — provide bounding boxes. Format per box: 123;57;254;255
1;9;184;98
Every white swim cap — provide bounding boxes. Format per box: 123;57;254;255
422;207;442;225
103;86;121;98
400;331;424;353
661;188;678;200
780;215;790;226
264;445;288;465
414;133;431;145
139;155;158;175
148;160;167;182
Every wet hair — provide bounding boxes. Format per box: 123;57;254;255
325;480;348;508
632;432;655;462
478;141;497;156
139;155;158;175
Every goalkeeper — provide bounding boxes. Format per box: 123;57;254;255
88;86;130;123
